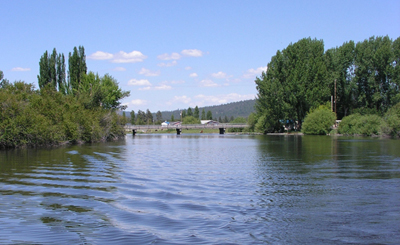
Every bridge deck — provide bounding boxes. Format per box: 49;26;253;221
125;123;247;130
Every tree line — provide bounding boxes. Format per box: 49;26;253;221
254;35;400;133
127;106;219;125
0;46;129;148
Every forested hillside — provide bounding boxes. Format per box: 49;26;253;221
157;99;255;122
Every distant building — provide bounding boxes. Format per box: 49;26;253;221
161;121;170;127
162;121;181;127
201;120;219;125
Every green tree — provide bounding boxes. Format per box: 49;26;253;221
130;110;135;124
182;116;200;124
325;41;357;118
156;110;163;123
146;109;153;124
56;52;67;94
194;106;200;119
68;46;87;94
0;70;10;89
187;107;193;117
231;117;247;123
354;36;398;113
38;48;67;93
206;110;212;120
136;110;145;125
37;50;50;89
201;108;206;120
78;72;129;110
247;113;256;131
382;101;400;136
255;38;330;132
181;110;187;119
122;111;127;124
171;114;175;122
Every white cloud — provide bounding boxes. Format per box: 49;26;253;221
128;99;147;106
211;71;228;79
185;66;192;70
171;80;185;84
88;51;113;60
243;66;268;79
113;51;147;63
11;67;31;72
167;95;192;105
139;86;152;91
113;67;126;71
199;79;218;87
158;60;177;67
138;68;160;76
181;49;203;57
128;79;152;86
154;84;172;90
157;52;181;60
189;73;198;77
88;50;147;63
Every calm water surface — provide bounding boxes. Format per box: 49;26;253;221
0;134;399;244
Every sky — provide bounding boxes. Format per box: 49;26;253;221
1;0;399;112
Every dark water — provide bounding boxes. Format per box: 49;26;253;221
0;135;399;244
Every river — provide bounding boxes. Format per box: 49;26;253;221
0;134;399;244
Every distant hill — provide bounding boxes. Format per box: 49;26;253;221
121;99;256;122
160;99;256;121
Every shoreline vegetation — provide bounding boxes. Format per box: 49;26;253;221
253;35;400;138
1;35;400;149
0;46;129;149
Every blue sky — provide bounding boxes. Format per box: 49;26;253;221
1;0;399;112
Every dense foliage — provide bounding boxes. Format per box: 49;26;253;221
302;106;336;135
0;46;130;148
182;116;200;124
0;81;126;148
338;114;383;136
382;102;400;137
255;36;400;133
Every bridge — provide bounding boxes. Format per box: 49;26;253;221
124;123;248;135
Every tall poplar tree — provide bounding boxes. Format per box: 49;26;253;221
38;48;67;92
68;46;87;94
56;53;67;94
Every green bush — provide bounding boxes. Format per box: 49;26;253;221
382;102;400;137
302;108;336;135
182;116;200;124
0;81;126;148
338;113;383;136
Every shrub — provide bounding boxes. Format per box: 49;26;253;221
382;102;400;137
338;113;383;136
302;108;336;135
0;81;126;148
182;116;200;124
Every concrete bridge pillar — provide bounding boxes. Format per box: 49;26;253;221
176;128;182;135
219;128;225;134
